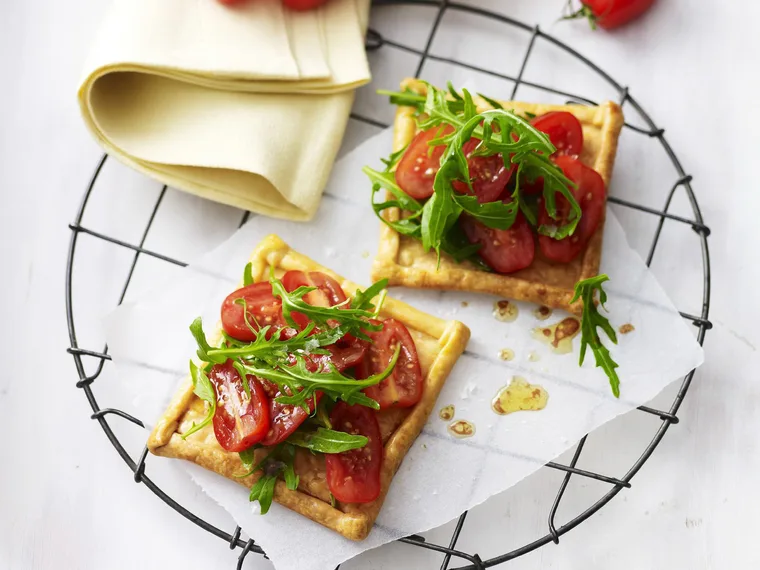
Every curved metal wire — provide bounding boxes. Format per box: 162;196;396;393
65;1;711;568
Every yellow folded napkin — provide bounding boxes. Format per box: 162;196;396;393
79;0;371;220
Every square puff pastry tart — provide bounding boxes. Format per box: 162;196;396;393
148;234;470;541
373;78;626;313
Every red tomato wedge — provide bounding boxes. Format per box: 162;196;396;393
538;155;606;263
286;338;369;375
395;126;452;200
461;211;535;274
521;111;585;195
577;0;656;30
259;389;322;447
531;111;584;157
221;282;289;342
396;126;513;203
208;361;270;453
282;270;347;330
452;138;515;203
357;319;423;409
281;270;368;370
325;402;383;504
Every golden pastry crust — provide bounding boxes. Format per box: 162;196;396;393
374;78;625;313
148;234;470;541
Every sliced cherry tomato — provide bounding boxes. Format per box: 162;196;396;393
538;155;606;263
282;270;347;329
282;0;330;10
395;126;452;200
286;337;368;374
531;111;584;157
452;138;515;203
460;211;535;274
208;360;270;453
357;319;423;409
518;174;544;196
575;0;656;30
259;389;322;447
325;402;383;504
221;282;289;342
520;112;584;196
282;270;369;369
324;337;369;371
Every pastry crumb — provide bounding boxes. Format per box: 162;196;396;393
619;323;635;334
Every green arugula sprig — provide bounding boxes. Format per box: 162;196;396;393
287;427;368;454
239;345;399;411
189;269;398;413
363;154;484;265
238;426;367;514
571;274;621;397
186;269;398;515
180;361;217;440
368;82;582;261
240;443;299;514
269;269;386;342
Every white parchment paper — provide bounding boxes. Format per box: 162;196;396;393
105;127;704;570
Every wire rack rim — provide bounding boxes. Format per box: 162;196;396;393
65;1;710;569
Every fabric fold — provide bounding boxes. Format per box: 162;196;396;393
78;0;371;220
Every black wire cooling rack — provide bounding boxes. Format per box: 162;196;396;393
65;1;712;568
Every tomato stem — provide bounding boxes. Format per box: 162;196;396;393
561;1;598;30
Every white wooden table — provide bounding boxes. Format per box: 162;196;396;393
2;0;758;568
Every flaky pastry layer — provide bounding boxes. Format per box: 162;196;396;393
147;234;470;540
373;78;625;313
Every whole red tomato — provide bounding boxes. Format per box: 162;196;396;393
568;0;656;30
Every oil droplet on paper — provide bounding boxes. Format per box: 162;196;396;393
493;299;518;322
528;351;540;362
532;317;581;354
619;323;635;334
439;405;455;421
491;377;549;415
533;305;553;321
448;420;476;438
361;250;370;259
498;348;515;361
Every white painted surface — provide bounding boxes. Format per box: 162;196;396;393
1;1;758;569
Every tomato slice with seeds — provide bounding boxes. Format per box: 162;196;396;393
461;211;535;274
521;111;585;195
531;111;584;157
208;360;270;453
259;389;322;447
281;270;368;370
357;319;423;409
325;402;383;504
396;127;513;203
537;155;606;263
395;126;452;200
221;282;290;342
452;138;515;203
282;270;348;330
